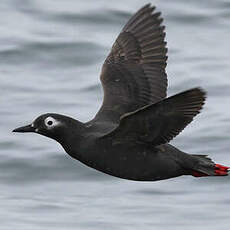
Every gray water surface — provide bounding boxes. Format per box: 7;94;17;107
1;0;230;229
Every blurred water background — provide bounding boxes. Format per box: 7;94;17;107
1;0;230;229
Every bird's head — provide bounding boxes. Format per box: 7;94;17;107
13;113;85;144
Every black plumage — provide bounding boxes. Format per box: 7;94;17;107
13;4;229;181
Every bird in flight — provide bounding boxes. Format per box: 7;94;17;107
13;4;229;181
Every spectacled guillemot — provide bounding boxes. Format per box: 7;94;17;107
13;4;229;181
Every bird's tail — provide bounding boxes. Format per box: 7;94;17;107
190;155;229;177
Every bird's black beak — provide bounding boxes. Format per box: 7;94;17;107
12;124;35;133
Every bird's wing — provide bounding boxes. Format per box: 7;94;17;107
93;4;167;123
100;88;206;146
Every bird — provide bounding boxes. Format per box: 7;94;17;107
13;4;229;181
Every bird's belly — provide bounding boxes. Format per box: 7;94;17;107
74;144;185;181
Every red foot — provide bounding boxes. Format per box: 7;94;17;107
192;163;229;177
215;164;229;176
192;171;208;177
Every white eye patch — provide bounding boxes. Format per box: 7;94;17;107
44;116;61;129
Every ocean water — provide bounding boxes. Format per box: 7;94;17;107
1;0;230;229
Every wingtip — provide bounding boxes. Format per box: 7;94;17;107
138;3;157;14
143;3;151;8
190;87;207;102
194;87;207;94
187;87;207;111
184;87;207;98
143;3;156;9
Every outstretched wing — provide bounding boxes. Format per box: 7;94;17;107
94;4;167;123
101;88;206;146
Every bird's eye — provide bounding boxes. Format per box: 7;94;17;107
47;120;53;126
44;116;60;128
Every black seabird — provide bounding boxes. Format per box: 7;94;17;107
13;4;229;181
